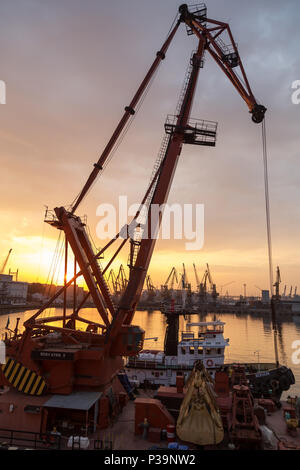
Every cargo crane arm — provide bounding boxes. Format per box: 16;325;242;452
116;265;128;292
220;281;235;295
0;4;269;399
170;268;179;290
105;4;266;347
206;263;213;288
164;267;175;287
273;266;281;299
20;4;266;361
200;269;208;292
107;269;118;294
182;263;189;289
71;20;181;215
71;4;265;217
179;4;266;123
146;275;155;292
283;285;287;297
164;267;179;290
193;263;200;289
0;248;12;275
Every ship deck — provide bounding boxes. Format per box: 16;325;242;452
90;390;170;451
266;404;300;449
1;386;299;450
84;395;300;451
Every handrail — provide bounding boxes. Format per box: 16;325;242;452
0;428;61;450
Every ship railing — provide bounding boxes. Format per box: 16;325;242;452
127;359;192;370
0;428;61;450
226;362;277;373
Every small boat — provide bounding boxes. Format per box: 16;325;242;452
126;320;229;385
125;317;295;401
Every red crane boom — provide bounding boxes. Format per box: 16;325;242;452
1;4;266;398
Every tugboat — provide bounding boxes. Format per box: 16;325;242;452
126;319;229;386
126;315;295;401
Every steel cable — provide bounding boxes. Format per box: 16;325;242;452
262;118;273;294
262;118;279;367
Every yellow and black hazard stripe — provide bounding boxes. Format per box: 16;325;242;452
1;357;47;396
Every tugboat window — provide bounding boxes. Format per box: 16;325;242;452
198;347;203;355
181;347;186;354
190;347;195;355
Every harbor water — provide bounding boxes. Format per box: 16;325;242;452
1;308;300;397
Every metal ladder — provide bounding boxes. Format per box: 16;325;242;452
126;54;198;272
175;59;194;117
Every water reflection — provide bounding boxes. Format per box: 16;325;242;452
0;307;299;396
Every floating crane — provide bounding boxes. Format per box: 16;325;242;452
0;248;12;275
0;4;265;400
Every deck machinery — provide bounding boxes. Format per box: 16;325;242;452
1;4;265;407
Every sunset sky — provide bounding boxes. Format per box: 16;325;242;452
1;0;300;296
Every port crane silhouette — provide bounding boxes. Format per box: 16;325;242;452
0;248;12;275
273;266;281;300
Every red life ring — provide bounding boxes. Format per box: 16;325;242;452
206;359;214;367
